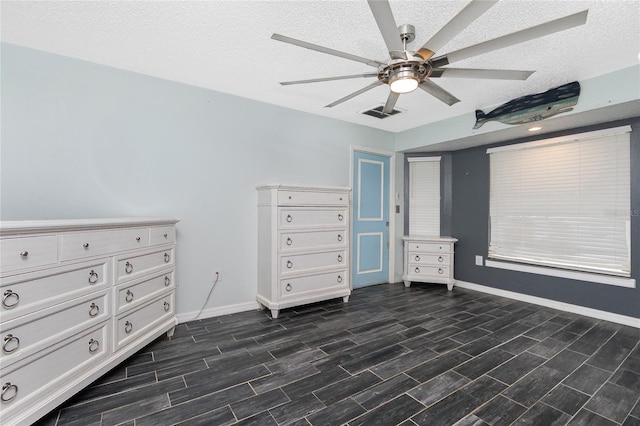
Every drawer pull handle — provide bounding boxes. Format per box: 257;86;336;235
136;237;141;242
125;290;134;302
285;283;292;292
2;290;19;308
286;238;293;246
124;321;133;334
3;334;20;353
164;253;171;263
1;383;18;402
19;251;28;257
88;338;100;353
89;302;100;317
415;255;420;261
88;270;99;284
83;243;90;248
338;213;344;221
438;256;444;263
438;268;444;275
165;276;171;286
415;267;420;273
337;275;343;283
164;301;171;312
337;254;343;262
337;234;343;242
286;260;293;269
125;262;134;274
286;214;293;223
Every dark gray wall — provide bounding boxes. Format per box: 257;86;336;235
451;117;640;319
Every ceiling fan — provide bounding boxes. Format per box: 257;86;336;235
272;0;588;115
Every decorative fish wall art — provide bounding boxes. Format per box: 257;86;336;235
473;81;581;129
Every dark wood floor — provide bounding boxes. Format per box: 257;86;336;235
37;283;640;425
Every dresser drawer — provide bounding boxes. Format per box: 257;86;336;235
279;229;347;252
115;270;175;314
408;242;450;253
278;190;348;206
408;265;450;278
0;322;109;420
408;253;450;266
115;293;174;350
149;226;176;246
280;250;346;275
279;208;348;228
280;270;347;299
0;260;109;322
60;228;149;261
116;247;174;283
0;236;58;275
1;292;108;366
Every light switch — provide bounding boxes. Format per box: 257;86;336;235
475;255;483;266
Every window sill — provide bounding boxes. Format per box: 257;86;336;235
485;260;635;289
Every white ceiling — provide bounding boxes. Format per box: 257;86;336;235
1;0;639;134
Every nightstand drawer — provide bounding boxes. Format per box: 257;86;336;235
409;265;450;278
60;228;149;261
0;236;58;275
408;253;450;266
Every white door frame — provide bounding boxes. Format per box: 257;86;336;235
350;145;396;288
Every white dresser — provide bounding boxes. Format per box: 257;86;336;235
257;185;351;319
0;217;178;426
402;236;457;290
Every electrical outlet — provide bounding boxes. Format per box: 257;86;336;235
213;269;222;282
475;255;483;266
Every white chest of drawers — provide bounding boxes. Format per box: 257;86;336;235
0;218;178;426
402;235;457;290
257;185;351;319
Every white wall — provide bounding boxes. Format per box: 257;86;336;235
0;43;396;318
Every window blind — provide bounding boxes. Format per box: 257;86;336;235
488;126;631;277
408;157;441;236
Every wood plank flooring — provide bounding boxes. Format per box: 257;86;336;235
36;283;640;425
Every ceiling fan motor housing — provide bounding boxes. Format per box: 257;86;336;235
378;60;432;85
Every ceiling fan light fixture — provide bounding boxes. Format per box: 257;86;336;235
389;69;419;94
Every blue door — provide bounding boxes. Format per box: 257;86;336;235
352;151;390;288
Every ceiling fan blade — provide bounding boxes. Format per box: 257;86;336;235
419;80;460;106
325;81;384;108
431;10;588;67
415;0;497;61
367;0;407;60
431;68;534;80
271;34;385;68
280;73;378;86
382;92;400;115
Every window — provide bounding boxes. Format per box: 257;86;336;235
488;126;631;277
408;157;440;235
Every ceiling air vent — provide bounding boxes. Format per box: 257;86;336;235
360;105;404;119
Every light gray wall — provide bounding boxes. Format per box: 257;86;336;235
0;43;395;317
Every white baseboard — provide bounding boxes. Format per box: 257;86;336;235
176;301;261;324
455;280;640;329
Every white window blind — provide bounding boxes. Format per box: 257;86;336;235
408;157;441;236
488;126;631;277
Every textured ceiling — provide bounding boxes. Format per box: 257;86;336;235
1;0;639;133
